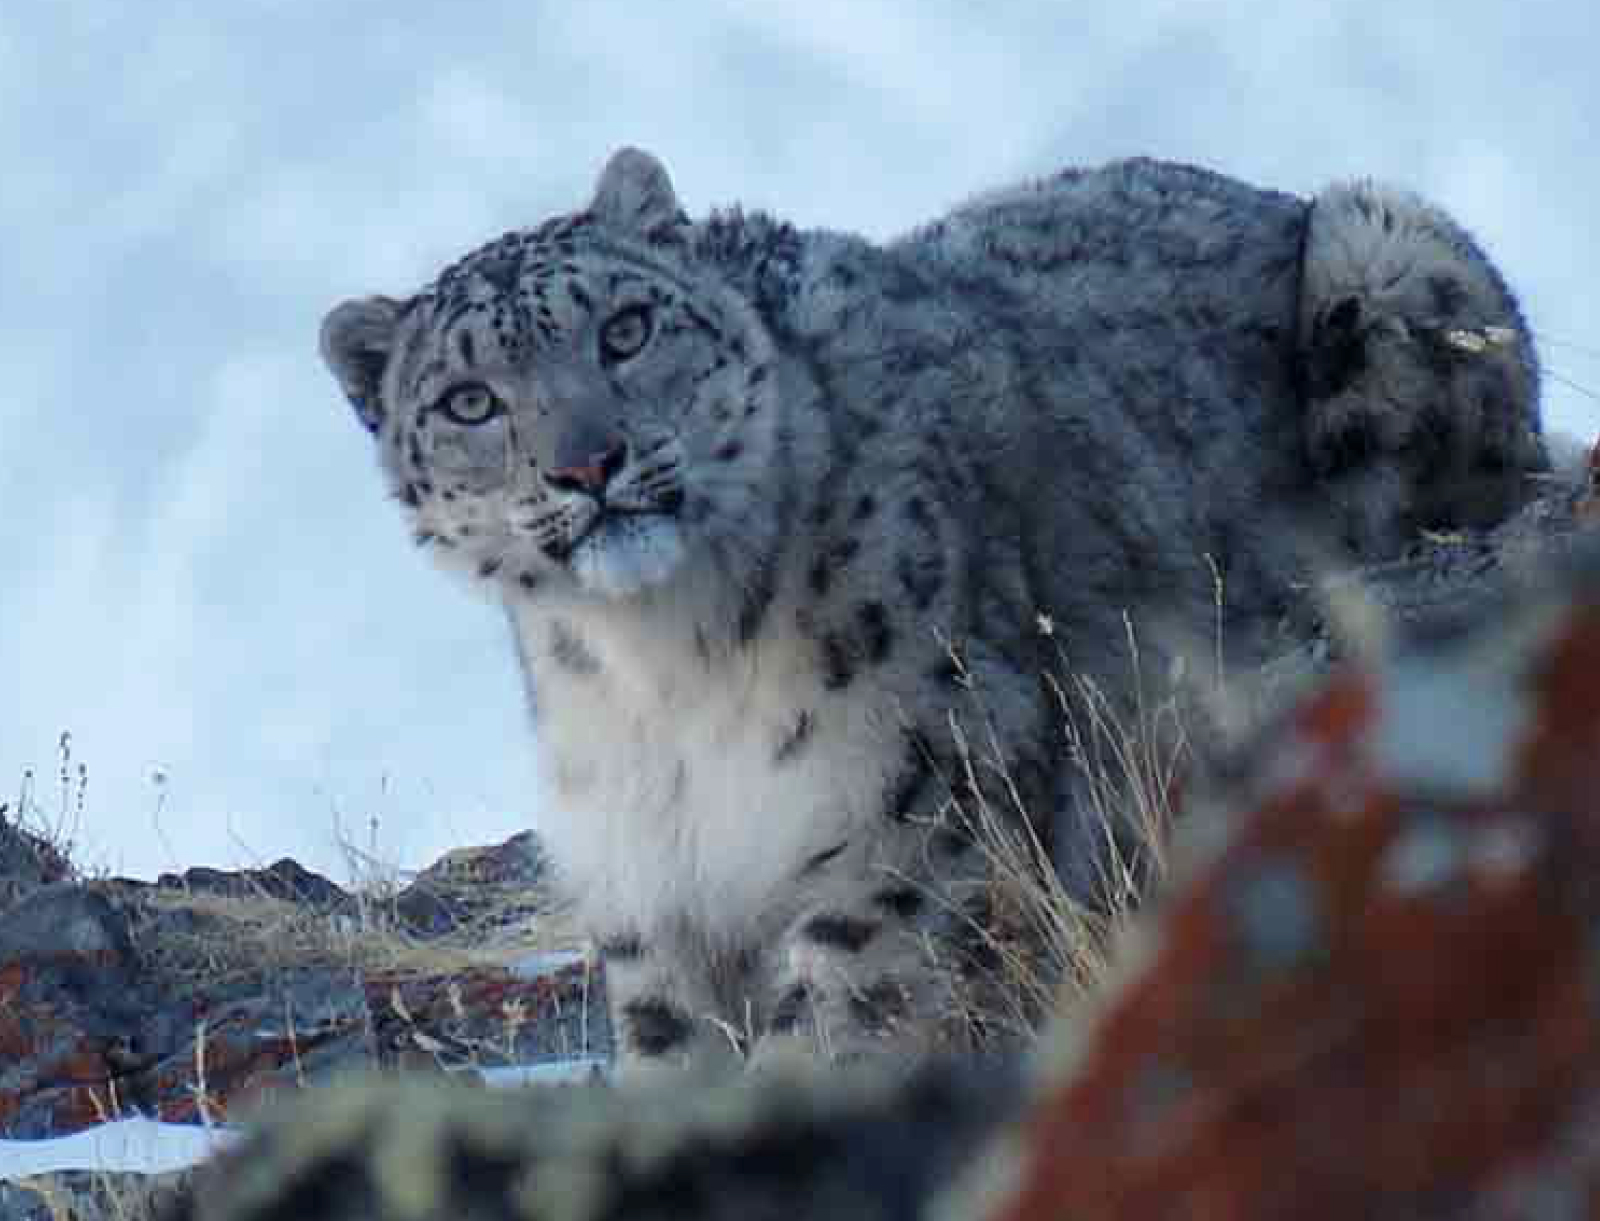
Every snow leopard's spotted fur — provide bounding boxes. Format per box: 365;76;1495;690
322;149;1544;1069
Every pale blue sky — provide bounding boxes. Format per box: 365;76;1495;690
2;1;1595;881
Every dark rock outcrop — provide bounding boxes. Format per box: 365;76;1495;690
0;806;71;912
389;831;548;938
156;858;352;911
0;885;151;1136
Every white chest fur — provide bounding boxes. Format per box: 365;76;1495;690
507;599;899;945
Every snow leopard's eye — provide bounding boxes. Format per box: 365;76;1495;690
598;305;653;363
436;383;504;427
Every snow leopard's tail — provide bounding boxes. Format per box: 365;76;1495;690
1299;180;1547;552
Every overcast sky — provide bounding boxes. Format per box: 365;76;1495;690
2;2;1595;883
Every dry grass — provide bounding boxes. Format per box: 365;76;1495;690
2;730;85;890
953;695;1181;1042
132;876;580;992
906;603;1214;1054
8;1170;191;1221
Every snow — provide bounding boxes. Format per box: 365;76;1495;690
478;1057;611;1087
0;1117;238;1181
510;949;591;978
0;1054;610;1184
0;948;606;1184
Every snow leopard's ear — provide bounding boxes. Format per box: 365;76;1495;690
321;296;404;433
590;147;685;241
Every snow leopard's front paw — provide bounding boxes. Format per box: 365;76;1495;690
758;899;962;1067
1300;180;1547;554
601;938;745;1079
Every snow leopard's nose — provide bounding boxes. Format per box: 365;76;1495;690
545;437;628;496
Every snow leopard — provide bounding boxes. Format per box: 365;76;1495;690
321;148;1544;1070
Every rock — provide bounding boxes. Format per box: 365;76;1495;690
156;859;351;911
365;954;606;1074
0;883;134;965
391;831;549;938
0;885;152;1137
411;832;546;888
988;534;1600;1219
0;845;599;1141
128;967;376;1127
1259;464;1587;688
144;831;552;940
0;806;72;912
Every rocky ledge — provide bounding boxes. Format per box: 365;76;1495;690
0;829;604;1145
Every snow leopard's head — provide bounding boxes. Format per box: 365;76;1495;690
321;149;785;608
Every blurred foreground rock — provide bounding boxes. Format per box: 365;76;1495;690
990;542;1600;1219
156;494;1600;1218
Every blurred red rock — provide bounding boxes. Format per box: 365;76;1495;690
991;561;1600;1220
